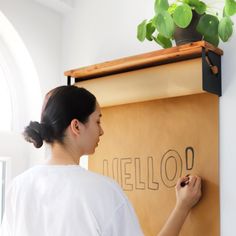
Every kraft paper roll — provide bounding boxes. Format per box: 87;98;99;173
89;93;219;236
75;58;203;107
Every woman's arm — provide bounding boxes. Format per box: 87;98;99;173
157;175;202;236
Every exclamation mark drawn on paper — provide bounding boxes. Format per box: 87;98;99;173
185;147;194;170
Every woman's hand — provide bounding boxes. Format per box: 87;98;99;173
175;175;202;213
157;175;202;236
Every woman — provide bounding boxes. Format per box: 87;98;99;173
1;85;201;236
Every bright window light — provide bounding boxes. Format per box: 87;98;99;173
0;65;12;131
0;10;42;219
0;11;42;129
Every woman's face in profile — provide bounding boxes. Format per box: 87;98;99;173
79;102;104;155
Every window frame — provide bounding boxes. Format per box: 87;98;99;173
0;157;11;223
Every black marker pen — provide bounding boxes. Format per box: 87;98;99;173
180;174;190;187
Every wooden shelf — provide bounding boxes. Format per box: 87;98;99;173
64;41;223;107
65;41;222;80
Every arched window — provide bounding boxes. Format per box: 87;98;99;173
0;11;42;220
0;11;42;132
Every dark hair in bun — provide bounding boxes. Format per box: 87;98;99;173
23;86;96;148
23;121;45;148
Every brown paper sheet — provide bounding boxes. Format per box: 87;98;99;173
89;93;219;236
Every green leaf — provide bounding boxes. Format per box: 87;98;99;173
225;0;236;16
197;14;219;36
219;16;233;42
195;1;207;15
146;22;156;41
197;15;220;46
154;33;173;48
168;3;178;15
153;12;175;38
184;0;200;7
173;4;193;28
155;0;169;14
137;20;147;42
203;34;219;46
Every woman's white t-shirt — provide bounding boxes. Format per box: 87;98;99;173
0;165;144;236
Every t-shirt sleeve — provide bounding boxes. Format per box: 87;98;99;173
102;198;144;236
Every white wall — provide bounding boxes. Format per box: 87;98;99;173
219;15;236;236
0;0;63;176
62;1;236;235
0;0;63;95
62;0;159;72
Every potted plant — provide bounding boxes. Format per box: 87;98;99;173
137;0;236;48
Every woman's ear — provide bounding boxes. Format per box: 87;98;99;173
70;119;81;135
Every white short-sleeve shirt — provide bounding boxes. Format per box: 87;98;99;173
0;165;144;236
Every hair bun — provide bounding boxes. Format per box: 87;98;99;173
23;121;43;148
